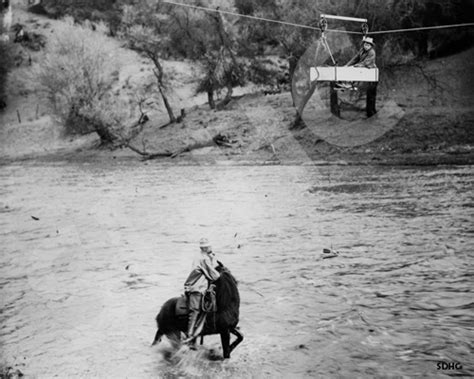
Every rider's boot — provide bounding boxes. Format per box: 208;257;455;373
186;311;199;348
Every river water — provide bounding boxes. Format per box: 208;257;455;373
0;161;473;378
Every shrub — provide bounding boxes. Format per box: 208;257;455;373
0;41;13;110
41;0;116;18
34;19;123;140
234;0;255;15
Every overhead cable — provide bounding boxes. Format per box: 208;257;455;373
369;23;474;34
161;0;356;34
162;0;474;35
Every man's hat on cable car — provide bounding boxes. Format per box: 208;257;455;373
362;37;375;46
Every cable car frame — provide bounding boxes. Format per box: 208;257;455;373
311;14;379;117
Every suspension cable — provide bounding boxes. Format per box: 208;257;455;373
162;1;474;35
369;23;474;34
162;0;358;34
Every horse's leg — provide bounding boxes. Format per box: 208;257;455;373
167;330;182;350
228;327;244;353
220;330;231;359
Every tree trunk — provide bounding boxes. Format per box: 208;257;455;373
296;81;317;117
212;10;239;109
70;109;117;144
288;55;299;90
217;83;233;109
158;85;176;123
150;54;176;123
208;90;215;109
94;122;117;144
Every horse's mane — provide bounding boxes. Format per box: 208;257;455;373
215;266;240;311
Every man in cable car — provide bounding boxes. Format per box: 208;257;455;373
347;36;376;68
335;37;376;89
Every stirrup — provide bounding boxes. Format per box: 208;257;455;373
183;335;196;344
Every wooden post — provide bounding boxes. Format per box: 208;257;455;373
330;82;340;117
366;82;377;117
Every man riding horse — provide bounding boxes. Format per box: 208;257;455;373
152;239;243;359
183;238;220;345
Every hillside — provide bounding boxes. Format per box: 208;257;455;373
0;5;473;165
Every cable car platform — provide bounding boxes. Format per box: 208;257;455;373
310;66;379;82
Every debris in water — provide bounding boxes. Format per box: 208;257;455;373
296;344;308;350
31;216;39;220
322;248;339;259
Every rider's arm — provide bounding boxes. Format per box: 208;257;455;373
184;268;201;292
345;50;361;67
354;49;376;68
200;257;221;282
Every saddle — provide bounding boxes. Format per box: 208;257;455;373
175;284;217;316
175;295;189;316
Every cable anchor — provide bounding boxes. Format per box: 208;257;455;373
361;23;369;36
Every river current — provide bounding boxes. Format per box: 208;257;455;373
1;161;473;378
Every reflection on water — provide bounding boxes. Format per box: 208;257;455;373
1;162;473;378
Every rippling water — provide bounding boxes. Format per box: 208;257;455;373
1;161;473;378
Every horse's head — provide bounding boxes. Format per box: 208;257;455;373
216;260;230;274
216;262;237;285
213;261;239;313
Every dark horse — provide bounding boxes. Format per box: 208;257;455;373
151;264;243;359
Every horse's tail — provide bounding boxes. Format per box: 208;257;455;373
151;312;163;345
151;326;163;346
152;297;179;346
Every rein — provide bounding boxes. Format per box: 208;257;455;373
202;284;217;313
202;283;217;332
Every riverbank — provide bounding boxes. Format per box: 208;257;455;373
1;88;473;166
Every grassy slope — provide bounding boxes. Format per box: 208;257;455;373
1;5;473;165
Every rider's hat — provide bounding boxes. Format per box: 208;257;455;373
362;37;375;46
199;238;212;249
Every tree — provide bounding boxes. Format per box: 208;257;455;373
0;41;13;110
233;0;319;79
120;2;183;123
195;10;245;109
121;2;246;110
33;19;129;143
123;24;177;123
